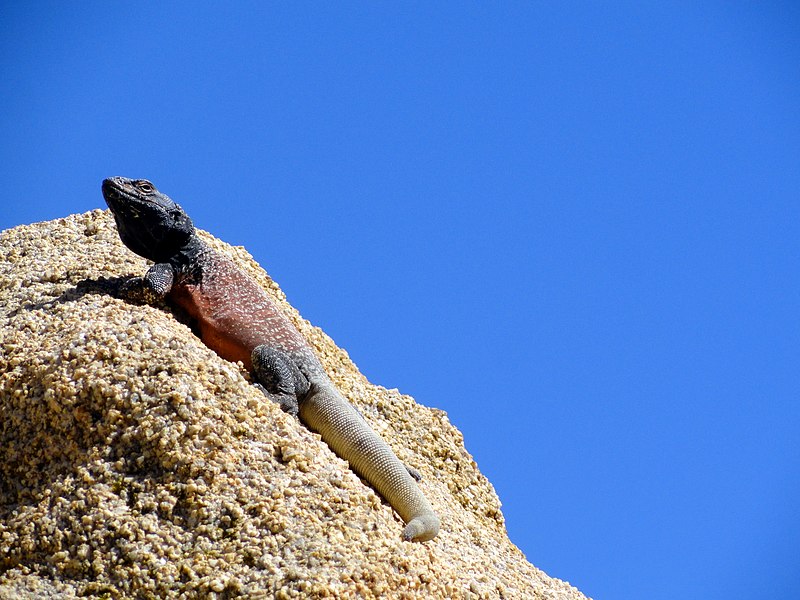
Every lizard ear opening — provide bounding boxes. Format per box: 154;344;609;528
112;203;195;262
170;209;195;240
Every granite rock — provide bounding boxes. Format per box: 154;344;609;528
0;211;588;599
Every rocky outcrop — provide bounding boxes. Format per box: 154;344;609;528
0;211;588;599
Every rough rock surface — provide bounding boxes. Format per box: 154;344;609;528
0;210;588;599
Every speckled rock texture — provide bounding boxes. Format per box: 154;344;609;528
0;211;588;599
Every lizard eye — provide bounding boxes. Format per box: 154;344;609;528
136;181;154;193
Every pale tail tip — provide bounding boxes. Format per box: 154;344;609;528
402;514;441;542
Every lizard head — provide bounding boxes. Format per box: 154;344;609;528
102;177;195;262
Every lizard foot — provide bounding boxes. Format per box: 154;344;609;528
405;465;423;481
118;276;171;305
254;383;299;417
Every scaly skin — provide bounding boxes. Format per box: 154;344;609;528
102;176;440;542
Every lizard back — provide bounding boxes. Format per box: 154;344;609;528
168;246;313;371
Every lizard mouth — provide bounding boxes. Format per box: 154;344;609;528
102;178;124;206
102;177;127;203
104;187;121;200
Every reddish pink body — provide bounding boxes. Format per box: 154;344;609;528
167;250;308;371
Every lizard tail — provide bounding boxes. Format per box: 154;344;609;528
299;384;440;542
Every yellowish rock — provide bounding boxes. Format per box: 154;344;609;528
0;211;589;599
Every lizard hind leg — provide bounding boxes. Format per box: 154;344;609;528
251;345;309;417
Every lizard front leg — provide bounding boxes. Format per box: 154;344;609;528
119;263;174;304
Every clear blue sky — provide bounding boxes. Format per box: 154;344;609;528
2;3;798;598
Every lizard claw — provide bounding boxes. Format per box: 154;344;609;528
405;465;423;481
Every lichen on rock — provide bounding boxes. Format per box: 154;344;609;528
0;210;588;599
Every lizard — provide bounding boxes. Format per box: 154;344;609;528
101;176;440;542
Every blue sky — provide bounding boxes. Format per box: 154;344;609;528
2;3;798;598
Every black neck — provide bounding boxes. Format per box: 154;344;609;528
169;235;206;269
